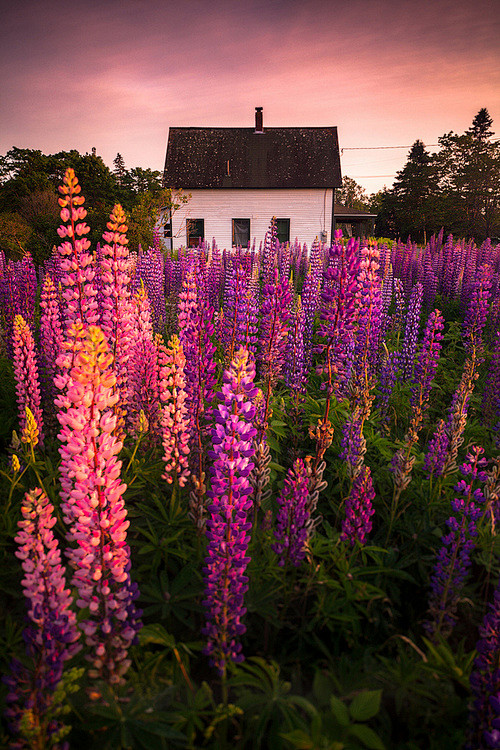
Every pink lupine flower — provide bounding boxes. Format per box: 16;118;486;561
12;314;44;447
56;168;99;331
55;324;141;684
4;487;80;748
98;203;133;436
158;334;190;487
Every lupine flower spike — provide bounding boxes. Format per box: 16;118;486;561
3;488;80;749
203;347;258;675
55;324;141;684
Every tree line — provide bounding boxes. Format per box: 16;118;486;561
0;149;187;263
337;108;500;244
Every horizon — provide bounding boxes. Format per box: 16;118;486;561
1;0;499;195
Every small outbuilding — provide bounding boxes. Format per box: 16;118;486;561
161;107;343;250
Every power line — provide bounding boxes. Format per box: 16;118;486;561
342;144;439;152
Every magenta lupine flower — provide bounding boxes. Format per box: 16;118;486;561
425;446;487;640
56;168;99;331
55;324;141;684
4;488;80;748
159;334;190;487
272;458;310;567
466;576;500;750
127;284;162;441
340;243;382;477
341;465;376;546
202;348;258;675
13;314;44;447
258;267;292;387
301;260;322;367
316;235;359;400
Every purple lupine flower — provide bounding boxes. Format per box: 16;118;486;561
0;255;36;358
3;488;80;749
301;260;322;367
178;264;218;530
39;274;64;420
220;263;249;364
375;350;400;429
400;282;423;380
466;576;500;749
391;310;444;492
463;263;492;356
261;217;278;285
483;332;500;439
127;284;162;442
133;247;167;332
425;446;487;640
13;315;44;447
284;297;308;400
341;465;376;546
423;417;449;478
272;458;310;567
55;324;142;684
202;347;258;675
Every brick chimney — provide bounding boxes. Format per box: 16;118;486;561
255;106;263;133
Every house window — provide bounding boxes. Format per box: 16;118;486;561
232;219;250;247
275;218;290;244
187;218;204;247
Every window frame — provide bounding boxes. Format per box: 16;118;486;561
275;218;290;244
187;218;205;247
232;218;251;248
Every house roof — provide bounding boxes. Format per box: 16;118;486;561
334;203;377;219
163;126;342;189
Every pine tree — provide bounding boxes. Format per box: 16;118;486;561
113;152;126;186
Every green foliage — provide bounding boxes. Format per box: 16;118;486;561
376;108;500;242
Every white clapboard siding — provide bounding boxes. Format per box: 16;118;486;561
167;188;334;250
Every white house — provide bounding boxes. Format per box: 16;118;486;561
161;107;343;250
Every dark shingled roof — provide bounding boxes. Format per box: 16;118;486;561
163;127;342;189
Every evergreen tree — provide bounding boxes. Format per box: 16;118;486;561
113;152;127;186
436;108;500;240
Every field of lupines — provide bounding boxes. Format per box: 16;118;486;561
0;166;500;749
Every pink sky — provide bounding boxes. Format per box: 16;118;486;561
1;0;499;194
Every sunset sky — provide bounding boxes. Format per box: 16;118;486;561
1;0;499;195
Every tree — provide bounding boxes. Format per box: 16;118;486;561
113;153;126;186
390;140;439;243
336;176;369;209
126;187;189;250
435;109;500;240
